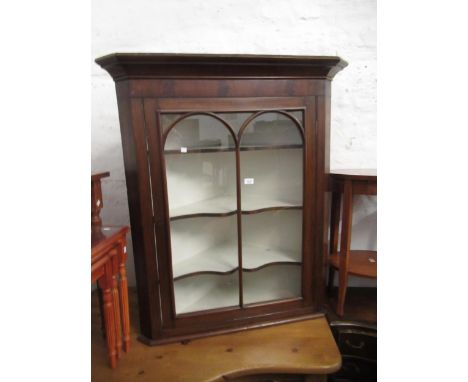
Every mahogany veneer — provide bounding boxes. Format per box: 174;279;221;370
95;53;347;345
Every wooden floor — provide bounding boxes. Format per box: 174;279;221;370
91;287;376;381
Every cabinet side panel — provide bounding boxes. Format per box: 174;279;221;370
315;84;332;308
115;82;162;339
302;97;317;305
142;99;176;328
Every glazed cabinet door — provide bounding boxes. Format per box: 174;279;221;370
143;97;317;332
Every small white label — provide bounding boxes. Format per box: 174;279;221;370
124;246;127;253
180;147;187;153
244;178;254;185
96;199;101;207
368;257;376;263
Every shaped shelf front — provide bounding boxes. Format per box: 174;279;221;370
169;195;237;220
240;149;303;212
170;215;238;279
165;151;237;220
241;195;302;214
169;194;301;220
173;242;301;280
173;242;238;279
242;209;302;269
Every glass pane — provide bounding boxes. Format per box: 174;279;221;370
174;271;239;314
240;112;303;148
243;264;301;305
216;112;253;136
239;111;304;305
289;110;304;126
160;113;183;135
165;152;237;218
171;216;238;279
242;210;302;270
240;148;303;210
165;114;235;152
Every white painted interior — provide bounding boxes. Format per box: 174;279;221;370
92;0;377;288
242;210;302;263
174;264;302;314
243;264;302;305
170;210;302;279
171;215;238;277
165;152;237;217
240;149;303;208
174;272;239;314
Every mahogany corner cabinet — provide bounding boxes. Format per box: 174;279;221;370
95;53;347;345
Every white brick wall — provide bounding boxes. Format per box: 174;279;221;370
92;0;376;287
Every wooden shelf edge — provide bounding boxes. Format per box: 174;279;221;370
170;205;302;220
170;210;237;221
173;261;302;281
164;144;303;155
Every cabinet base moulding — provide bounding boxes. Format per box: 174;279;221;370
137;312;326;346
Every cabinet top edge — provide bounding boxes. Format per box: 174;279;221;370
95;53;348;81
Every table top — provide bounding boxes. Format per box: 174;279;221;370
330;168;377;181
92;316;341;381
91;226;129;264
91;172;110;182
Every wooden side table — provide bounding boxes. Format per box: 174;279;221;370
91;172;110;228
91;171;131;368
328;169;377;316
92;226;130;368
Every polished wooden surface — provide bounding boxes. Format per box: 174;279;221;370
92;225;130;368
95;53;348;80
92;288;341;382
330;169;376;179
329;251;377;278
328;169;377;317
95;53;347;343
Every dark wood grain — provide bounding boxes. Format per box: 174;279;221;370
95;53;348;80
96;53;346;344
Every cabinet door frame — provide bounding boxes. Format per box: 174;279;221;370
143;95;321;342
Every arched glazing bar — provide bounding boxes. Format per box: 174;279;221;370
163;112;238;152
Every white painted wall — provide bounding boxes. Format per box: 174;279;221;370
92;0;377;287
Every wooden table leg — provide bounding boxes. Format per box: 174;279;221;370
337;179;353;317
98;272;117;369
328;191;342;295
111;254;122;359
119;242;131;352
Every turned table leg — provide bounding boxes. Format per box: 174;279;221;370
111;252;122;359
328;191;342;295
337;180;353;317
99;272;117;369
119;242;131;352
112;277;122;359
